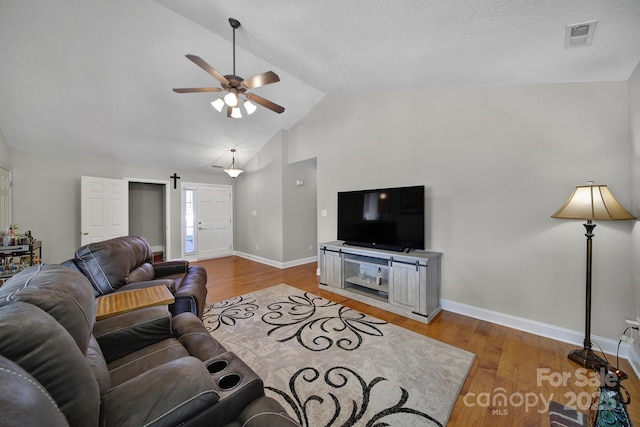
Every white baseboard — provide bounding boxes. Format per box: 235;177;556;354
441;298;630;361
234;251;317;269
627;342;640;379
267;260;638;369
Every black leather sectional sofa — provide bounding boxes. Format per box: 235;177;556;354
0;238;299;426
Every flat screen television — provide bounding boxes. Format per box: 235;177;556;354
337;185;425;252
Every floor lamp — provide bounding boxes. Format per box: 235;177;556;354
551;181;635;369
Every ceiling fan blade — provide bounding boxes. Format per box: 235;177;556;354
242;71;280;89
185;54;229;85
246;93;285;114
172;87;222;93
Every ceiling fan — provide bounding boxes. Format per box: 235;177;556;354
173;18;284;118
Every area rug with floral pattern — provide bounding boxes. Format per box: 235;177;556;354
202;284;475;426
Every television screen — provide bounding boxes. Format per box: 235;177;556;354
337;185;425;252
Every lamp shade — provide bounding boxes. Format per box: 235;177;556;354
244;100;257;115
224;91;238;107
211;98;225;112
551;184;636;221
224;168;243;178
223;149;243;178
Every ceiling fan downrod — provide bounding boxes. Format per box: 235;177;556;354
229;18;240;77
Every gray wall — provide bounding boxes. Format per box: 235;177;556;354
129;182;165;249
0;129;10;169
10;151;233;263
235;132;285;262
287;81;635;342
234;131;318;263
283;156;317;262
4;77;638;345
631;63;640;355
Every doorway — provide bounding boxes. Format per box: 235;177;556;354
80;176;170;257
129;181;166;260
182;183;232;260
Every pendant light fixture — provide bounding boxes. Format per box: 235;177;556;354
224;149;243;178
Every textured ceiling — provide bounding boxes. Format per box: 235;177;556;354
1;0;639;172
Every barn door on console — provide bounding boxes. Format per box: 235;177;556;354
81;176;128;245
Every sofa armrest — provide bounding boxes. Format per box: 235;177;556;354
100;357;220;427
93;307;173;362
117;279;176;293
174;266;208;318
153;260;189;277
172;312;227;361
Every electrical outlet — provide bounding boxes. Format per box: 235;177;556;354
622;335;635;344
626;319;639;328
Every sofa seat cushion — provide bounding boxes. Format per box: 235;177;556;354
107;338;191;387
93;306;174;362
101;357;220;427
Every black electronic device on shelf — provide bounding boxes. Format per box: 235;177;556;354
337;185;425;252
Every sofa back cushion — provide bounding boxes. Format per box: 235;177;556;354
73;235;154;294
0;301;100;426
0;355;70;427
0;264;96;351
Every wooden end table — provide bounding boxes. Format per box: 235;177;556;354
95;285;175;320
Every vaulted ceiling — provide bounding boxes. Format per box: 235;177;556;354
1;0;639;172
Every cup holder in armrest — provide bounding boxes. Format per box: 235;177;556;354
202;352;266;426
206;360;229;374
205;351;262;396
218;373;242;390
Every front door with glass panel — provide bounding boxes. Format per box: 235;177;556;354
183;184;232;260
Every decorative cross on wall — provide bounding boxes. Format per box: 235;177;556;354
170;173;181;189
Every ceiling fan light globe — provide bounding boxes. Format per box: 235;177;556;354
244;100;257;115
224;91;238;107
211;98;225;112
230;107;242;118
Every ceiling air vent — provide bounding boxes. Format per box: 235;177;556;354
565;21;598;48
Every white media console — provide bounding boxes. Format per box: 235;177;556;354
318;241;442;324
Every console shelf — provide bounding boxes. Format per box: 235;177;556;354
319;241;442;324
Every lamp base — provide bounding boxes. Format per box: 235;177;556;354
568;347;607;370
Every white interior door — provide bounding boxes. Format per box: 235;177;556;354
196;184;232;259
81;176;128;245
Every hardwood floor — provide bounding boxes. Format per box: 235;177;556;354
195;256;639;426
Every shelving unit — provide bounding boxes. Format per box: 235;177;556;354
343;253;389;301
318;241;442;324
0;241;42;286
